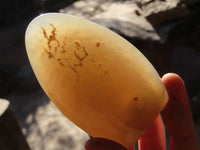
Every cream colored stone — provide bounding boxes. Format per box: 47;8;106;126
25;13;168;148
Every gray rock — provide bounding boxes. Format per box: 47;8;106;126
60;0;160;41
6;89;89;150
59;0;195;43
142;0;190;25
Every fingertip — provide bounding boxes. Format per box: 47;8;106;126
162;73;186;97
162;73;185;85
161;73;188;108
162;73;183;82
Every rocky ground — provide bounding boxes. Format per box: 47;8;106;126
6;89;89;150
0;0;200;149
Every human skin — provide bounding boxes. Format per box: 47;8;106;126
85;73;199;150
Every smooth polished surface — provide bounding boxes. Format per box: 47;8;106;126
25;13;168;148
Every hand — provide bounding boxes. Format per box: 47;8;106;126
84;73;199;150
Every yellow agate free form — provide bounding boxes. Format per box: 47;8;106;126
25;13;168;148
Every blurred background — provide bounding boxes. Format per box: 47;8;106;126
0;0;200;149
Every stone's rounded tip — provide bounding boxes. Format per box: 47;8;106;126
25;13;168;148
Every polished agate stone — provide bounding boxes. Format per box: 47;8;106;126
25;13;168;148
